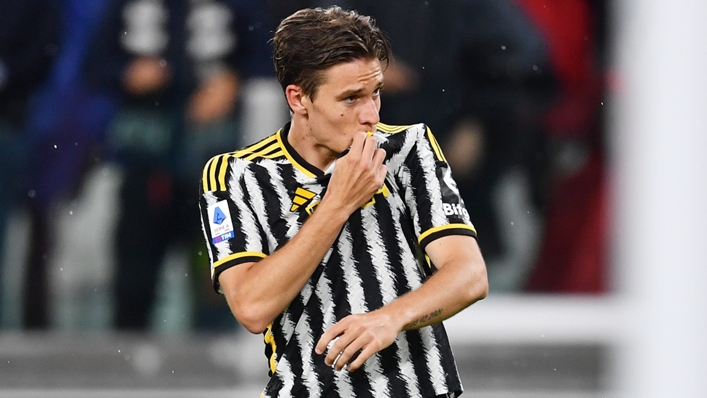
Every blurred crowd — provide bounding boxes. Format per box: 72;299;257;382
0;0;609;332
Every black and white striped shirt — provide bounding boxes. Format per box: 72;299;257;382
199;122;476;398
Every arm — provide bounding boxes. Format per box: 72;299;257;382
315;234;487;372
218;132;387;334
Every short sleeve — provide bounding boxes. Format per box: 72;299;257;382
397;124;477;251
199;154;268;293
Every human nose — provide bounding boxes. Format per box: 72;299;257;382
359;97;380;129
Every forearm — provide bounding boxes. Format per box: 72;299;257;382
221;199;350;333
384;257;487;332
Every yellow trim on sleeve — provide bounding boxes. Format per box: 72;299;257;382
217;154;233;192
213;251;267;269
202;157;216;192
426;126;447;163
418;223;477;245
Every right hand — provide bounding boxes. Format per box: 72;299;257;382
324;132;387;215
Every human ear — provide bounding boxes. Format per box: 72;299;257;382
285;84;309;116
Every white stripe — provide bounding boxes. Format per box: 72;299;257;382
260;160;302;240
361;207;396;304
294;312;319;397
315;274;356;396
339;226;367;315
241;169;277;253
418;326;447;393
228;160;264;255
415;128;447;228
338;227;390;398
275;359;295;398
392;201;425;397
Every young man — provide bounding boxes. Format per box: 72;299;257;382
199;7;488;398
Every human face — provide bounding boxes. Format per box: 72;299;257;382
303;57;383;158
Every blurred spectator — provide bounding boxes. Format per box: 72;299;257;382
84;0;275;331
518;0;609;293
445;0;558;262
0;0;60;328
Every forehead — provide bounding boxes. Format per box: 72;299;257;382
319;58;383;92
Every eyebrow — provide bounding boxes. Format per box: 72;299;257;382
337;82;384;100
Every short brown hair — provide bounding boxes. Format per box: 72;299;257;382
272;6;390;99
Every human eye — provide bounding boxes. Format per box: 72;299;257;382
373;87;382;98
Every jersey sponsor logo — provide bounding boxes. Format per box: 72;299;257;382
208;200;235;244
290;187;317;212
442;202;469;218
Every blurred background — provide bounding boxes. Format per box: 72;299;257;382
1;0;705;397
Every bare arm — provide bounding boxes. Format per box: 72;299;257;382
218;132;387;333
315;234;488;372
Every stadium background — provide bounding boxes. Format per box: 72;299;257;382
1;0;706;397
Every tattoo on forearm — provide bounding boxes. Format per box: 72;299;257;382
406;308;443;329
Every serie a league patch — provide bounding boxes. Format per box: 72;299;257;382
208;200;235;244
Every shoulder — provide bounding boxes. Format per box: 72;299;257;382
375;122;431;157
201;132;282;193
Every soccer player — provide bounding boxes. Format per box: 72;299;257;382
199;6;488;398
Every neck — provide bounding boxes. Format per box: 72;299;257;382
287;118;338;171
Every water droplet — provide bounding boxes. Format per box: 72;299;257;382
601;102;604;105
69;210;74;215
532;65;539;71
501;45;507;50
118;349;121;353
28;190;36;198
510;221;514;226
53;144;58;149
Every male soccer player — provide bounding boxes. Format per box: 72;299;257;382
199;6;488;397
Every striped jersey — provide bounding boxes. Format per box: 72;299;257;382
199;122;477;398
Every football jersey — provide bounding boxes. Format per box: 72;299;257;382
199;122;477;398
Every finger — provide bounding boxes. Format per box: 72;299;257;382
315;325;341;355
372;147;386;166
345;344;377;372
316;317;351;355
332;338;366;371
324;330;358;366
360;134;378;162
349;132;368;156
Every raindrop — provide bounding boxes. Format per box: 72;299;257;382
53;144;58;149
69;210;74;215
74;142;78;146
532;65;539;71
159;59;166;67
510;221;514;226
601;102;604;105
501;45;507;50
28;190;36;198
118;349;121;353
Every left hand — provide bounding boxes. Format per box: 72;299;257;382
315;310;400;372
